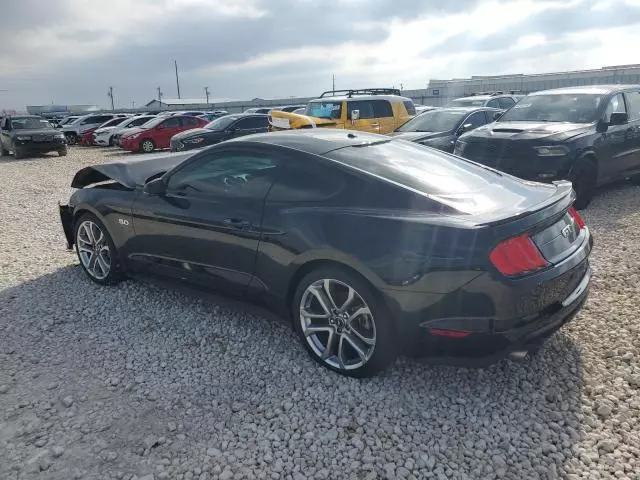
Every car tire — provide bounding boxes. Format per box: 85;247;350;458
569;157;597;210
58;146;68;156
0;144;8;157
140;139;155;153
65;133;78;145
292;266;397;377
13;147;25;159
108;136;114;147
74;213;121;285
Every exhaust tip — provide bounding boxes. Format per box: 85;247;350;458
508;350;529;362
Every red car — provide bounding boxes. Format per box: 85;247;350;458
78;127;98;146
119;116;208;153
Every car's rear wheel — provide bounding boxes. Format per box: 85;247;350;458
140;139;155;153
293;267;396;377
74;213;121;285
58;146;68;156
13;147;25;159
65;133;77;145
569;157;597;210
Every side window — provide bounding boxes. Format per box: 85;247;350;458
248;116;269;128
624;91;640;121
347;101;375;120
403;100;416;116
234;118;255;130
96;116;112;123
167;152;280;199
372;100;394;118
131;117;149;127
182;117;198;126
462;111;487;129
162;117;181;128
484;110;499;123
268;157;345;202
604;93;626;123
498;97;515;109
486;98;501;108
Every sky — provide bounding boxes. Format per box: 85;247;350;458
1;0;640;110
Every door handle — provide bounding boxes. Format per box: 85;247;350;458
371;123;380;127
223;218;252;229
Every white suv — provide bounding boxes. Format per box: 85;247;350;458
449;94;522;110
61;114;126;145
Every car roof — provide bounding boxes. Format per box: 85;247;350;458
226;129;395;155
426;106;501;113
309;95;411;103
530;84;640;95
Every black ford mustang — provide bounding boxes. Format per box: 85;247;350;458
60;130;592;377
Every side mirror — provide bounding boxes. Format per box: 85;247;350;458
143;178;167;195
493;112;503;121
609;112;628;126
351;110;360;122
457;123;473;135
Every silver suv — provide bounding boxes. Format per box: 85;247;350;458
61;114;126;145
449;93;523;110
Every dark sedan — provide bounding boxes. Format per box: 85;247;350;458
60;130;592;377
170;113;269;152
391;107;501;153
1;116;67;158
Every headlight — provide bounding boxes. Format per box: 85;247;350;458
128;133;141;140
16;135;32;141
184;137;204;144
534;145;569;157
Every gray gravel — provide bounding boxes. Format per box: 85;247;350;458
1;146;640;480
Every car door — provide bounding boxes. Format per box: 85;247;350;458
622;89;640;174
154;117;182;148
128;146;283;296
346;100;378;133
599;92;634;181
372;100;395;134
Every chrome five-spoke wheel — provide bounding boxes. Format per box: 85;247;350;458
299;278;376;371
76;220;112;281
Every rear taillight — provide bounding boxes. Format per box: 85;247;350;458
489;235;548;276
568;207;586;230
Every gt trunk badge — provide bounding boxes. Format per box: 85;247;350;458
561;224;572;238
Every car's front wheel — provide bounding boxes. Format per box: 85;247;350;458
140;139;155;153
58;146;68;156
65;133;77;145
569;157;597;210
74;213;121;285
293;267;396;377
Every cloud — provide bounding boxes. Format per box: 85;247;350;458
0;0;639;109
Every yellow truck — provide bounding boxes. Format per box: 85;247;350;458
269;88;416;134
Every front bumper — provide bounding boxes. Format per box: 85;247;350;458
15;139;66;153
119;137;140;151
59;204;74;249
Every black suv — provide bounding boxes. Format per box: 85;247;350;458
454;85;640;208
0;116;68;159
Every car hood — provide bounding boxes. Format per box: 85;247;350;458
269;110;338;130
94;126;117;134
172;128;221;141
70;152;193;189
465;121;591;141
120;127;146;138
390;131;450;142
10;128;59;136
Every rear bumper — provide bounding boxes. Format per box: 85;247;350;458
388;229;593;365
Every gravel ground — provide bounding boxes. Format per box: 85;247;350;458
1;146;639;480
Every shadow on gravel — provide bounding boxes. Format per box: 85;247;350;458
0;152;60;164
1;265;587;478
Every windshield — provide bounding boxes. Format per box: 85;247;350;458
139;117;166;129
499;93;604;123
397;109;464;132
450;98;486;107
11;117;54;130
205;115;238;130
305;101;342;119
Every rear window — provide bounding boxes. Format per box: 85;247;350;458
324;139;546;214
403;101;416;115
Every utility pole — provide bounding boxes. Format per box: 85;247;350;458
204;86;210;105
157;87;163;105
332;74;335;94
107;86;114;110
174;60;181;99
